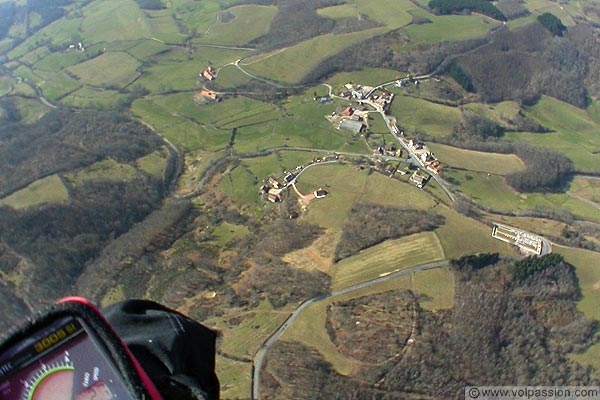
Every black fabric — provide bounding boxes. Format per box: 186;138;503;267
103;300;220;400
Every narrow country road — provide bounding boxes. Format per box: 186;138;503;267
251;259;450;400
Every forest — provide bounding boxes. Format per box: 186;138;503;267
428;0;507;21
0;111;173;327
334;203;444;261
260;255;600;399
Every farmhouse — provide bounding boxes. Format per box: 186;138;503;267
339;119;365;133
267;177;281;189
199;89;219;101
409;171;429;188
341;106;354;117
200;66;216;81
267;192;282;203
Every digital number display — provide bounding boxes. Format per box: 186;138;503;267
33;322;78;354
0;316;135;400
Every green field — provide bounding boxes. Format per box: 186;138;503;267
131;98;208;151
8;97;50;124
136;147;171;178
63;159;137;186
443;169;600;223
281;273;413;374
34;51;88;73
506;96;600;173
242;27;388;83
127;40;171;60
391;95;462;137
194;5;277;46
568;177;600;205
61;86;126;109
211;222;252;248
414;267;454;310
282;262;455;374
330;232;446;290
328;68;406;87
569;343;600;379
216;356;252;400
80;0;151;44
0;175;69;209
403;14;501;44
556;246;600;321
67;52;141;88
207;301;293;359
354;0;416;27
316;3;358;19
428;143;525;175
296;163;436;230
219;165;262;210
435;205;515;259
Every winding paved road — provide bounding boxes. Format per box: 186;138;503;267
251;259;450;400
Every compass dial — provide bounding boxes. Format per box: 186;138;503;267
24;361;74;400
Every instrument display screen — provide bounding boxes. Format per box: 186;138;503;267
0;316;134;400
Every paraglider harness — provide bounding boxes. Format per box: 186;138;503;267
0;297;219;399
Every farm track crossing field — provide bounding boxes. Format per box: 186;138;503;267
316;4;358;19
330;232;446;291
63;159;137;186
61;86;126;109
34;51;88;73
402;14;501;44
194;5;277;46
0;175;69;209
328;68;405;87
36;70;82;102
353;0;416;27
568;177;600;205
428;143;525;175
80;0;151;43
67;52;141;88
242;27;389;83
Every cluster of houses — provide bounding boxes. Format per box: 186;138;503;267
409;170;430;188
374;143;402;158
335;105;368;133
406;139;440;175
259;159;334;205
67;42;86;52
339;83;373;100
339;83;394;113
200;66;217;81
259;177;285;203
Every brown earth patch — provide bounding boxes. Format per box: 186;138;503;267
281;229;339;273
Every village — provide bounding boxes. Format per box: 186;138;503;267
192;66;446;209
